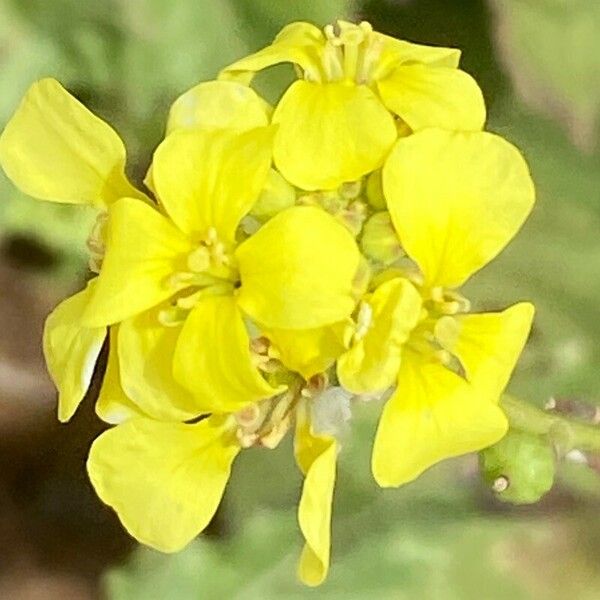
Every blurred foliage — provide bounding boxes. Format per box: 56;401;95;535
491;0;600;153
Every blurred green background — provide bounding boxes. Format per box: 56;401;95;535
1;0;600;598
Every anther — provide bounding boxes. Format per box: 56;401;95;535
187;247;211;273
158;306;186;327
354;301;373;341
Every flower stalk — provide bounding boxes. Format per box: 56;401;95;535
501;395;600;454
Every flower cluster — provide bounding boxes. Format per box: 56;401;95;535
0;20;535;586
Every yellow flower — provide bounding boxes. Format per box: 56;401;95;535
0;78;148;421
220;20;485;190
336;128;536;487
87;369;341;586
0;77;274;422
81;124;362;419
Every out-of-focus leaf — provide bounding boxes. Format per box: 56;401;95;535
103;506;600;599
490;0;600;153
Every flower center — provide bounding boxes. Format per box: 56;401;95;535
319;21;383;84
405;287;471;377
158;227;239;326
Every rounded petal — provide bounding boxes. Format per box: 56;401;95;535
236;206;362;329
372;352;508;488
96;328;146;425
153;126;275;240
378;65;486;132
435;302;535;399
383;129;535;288
83;198;193;327
166;80;271;134
118;311;203;421
87;416;239;552
173;295;282;414
265;322;350;379
295;408;337;587
219;22;325;84
337;278;422;394
43;281;106;422
373;33;461;76
0;78;145;206
273;80;396;190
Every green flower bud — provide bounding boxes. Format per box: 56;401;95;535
360;212;403;265
250;169;296;222
365;170;386;210
480;430;555;505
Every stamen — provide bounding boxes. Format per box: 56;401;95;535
429;287;471;315
158;306;187;327
321;40;344;81
319;20;382;84
187;246;211;272
354;301;373;341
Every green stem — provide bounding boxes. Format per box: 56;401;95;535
501;395;600;453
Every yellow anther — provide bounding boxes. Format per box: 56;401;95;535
187;246;211;273
157;306;187;327
429;287;471;315
167;272;196;288
354;301;373;341
207;227;217;241
324;24;336;41
434;349;453;366
320;20;381;84
176;290;205;310
259;415;291;449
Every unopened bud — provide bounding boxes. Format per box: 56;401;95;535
480;430;555;505
250;169;296;222
365;170;386;210
360;212;403;265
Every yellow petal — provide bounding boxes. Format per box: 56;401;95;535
152;126;274;240
337;278;421;394
372;351;508;487
378;65;486;132
265;321;350;379
43;281;106;422
0;78;145;206
87;415;239;552
295;406;337;586
383;129;535;288
435;302;534;399
173;295;282;413
166;80;271;134
272;80;396;190
219;22;325;84
83;198;193;327
236;206;362;329
118;310;203;421
374;34;461;71
96;327;145;425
